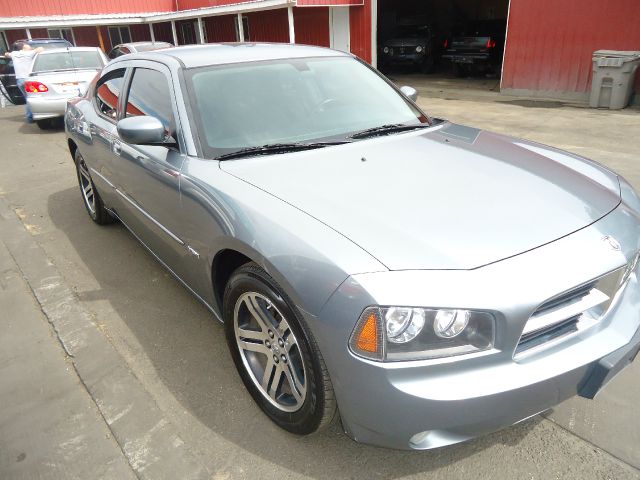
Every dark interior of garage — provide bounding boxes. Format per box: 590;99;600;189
377;0;509;77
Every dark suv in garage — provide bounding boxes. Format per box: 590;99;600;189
379;24;437;73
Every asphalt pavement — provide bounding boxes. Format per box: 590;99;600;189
0;83;639;480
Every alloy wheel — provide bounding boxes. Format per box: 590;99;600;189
78;159;96;215
233;292;307;412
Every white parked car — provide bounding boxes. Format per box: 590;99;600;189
25;47;107;129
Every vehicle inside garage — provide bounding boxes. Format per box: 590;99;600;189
377;0;509;78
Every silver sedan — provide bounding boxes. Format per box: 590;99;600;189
64;43;640;450
26;47;107;129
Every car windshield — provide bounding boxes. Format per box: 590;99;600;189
187;56;429;158
32;51;103;73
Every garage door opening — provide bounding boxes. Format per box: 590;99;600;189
377;0;509;91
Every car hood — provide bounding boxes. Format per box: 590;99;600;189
220;123;621;270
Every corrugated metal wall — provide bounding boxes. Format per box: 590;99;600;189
29;29;49;39
152;22;175;44
294;7;329;47
130;24;152;42
246;9;289;42
1;0;173;16
502;0;640;94
204;15;238;42
5;30;27;46
349;0;372;62
73;26;100;47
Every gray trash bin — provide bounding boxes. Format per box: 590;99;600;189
590;50;640;109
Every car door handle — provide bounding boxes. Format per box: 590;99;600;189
112;141;122;156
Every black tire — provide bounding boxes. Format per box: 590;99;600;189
36;119;52;130
74;149;115;225
223;263;337;435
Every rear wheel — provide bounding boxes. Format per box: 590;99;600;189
74;150;115;225
223;263;337;435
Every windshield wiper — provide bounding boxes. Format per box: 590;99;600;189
215;141;349;160
349;123;430;139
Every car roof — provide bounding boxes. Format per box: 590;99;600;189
37;47;102;54
135;43;350;69
117;41;172;48
17;38;72;44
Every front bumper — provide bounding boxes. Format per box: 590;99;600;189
442;53;491;65
313;201;640;450
27;96;71;120
381;53;425;65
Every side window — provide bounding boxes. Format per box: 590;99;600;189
108;48;120;59
94;69;126;120
125;68;176;136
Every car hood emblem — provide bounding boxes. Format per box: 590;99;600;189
602;235;621;251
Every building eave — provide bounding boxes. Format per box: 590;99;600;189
0;0;295;29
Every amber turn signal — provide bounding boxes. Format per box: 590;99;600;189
349;307;384;360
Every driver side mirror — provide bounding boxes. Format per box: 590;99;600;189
400;86;419;102
117;116;176;147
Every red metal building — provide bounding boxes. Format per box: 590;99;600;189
1;0;638;101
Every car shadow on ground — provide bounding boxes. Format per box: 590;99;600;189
47;185;540;479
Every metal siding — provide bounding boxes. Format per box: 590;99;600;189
204;15;238;42
293;7;329;47
503;0;640;94
29;28;49;39
72;26;101;47
1;0;174;16
151;22;174;44
130;24;152;42
4;30;27;46
349;0;371;62
245;9;289;42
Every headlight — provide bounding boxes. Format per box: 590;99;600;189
349;306;495;362
383;46;390;54
416;45;424;53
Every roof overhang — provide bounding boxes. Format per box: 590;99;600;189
0;0;295;29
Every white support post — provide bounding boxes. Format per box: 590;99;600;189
287;6;295;44
237;13;245;42
197;17;205;44
370;1;377;68
26;28;32;40
149;23;155;42
171;20;178;46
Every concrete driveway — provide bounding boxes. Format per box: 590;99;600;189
0;88;639;480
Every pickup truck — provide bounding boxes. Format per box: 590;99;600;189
442;20;506;77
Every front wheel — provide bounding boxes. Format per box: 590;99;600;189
74;150;115;225
223;263;337;435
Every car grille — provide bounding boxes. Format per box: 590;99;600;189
515;267;626;356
